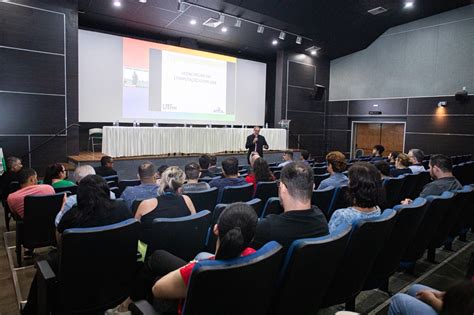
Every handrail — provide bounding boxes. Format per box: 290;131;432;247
23;123;80;160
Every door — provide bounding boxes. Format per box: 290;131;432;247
352;122;405;157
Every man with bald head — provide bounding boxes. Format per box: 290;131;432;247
245;126;269;164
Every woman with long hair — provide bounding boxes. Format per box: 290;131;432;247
245;157;275;191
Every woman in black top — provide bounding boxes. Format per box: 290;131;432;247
135;166;196;244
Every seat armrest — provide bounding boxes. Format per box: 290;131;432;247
129;300;160;315
36;260;58;315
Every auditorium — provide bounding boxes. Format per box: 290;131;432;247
1;0;474;314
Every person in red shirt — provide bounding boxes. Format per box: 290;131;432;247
7;168;55;218
245;157;275;192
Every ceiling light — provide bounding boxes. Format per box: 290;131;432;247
272;39;278;45
257;25;265;33
234;18;241;28
296;36;302;44
221;27;228;33
310;50;317;56
138;0;147;3
190;19;196;25
177;1;186;12
305;45;320;56
279;31;286;40
404;1;414;8
113;0;121;7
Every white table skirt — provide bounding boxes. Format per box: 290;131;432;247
102;127;287;157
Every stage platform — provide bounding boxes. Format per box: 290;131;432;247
68;150;298;179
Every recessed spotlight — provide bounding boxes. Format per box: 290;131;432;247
296;36;302;45
272;39;278;45
404;1;414;8
234;18;242;28
221;27;228;33
190;19;196;25
113;0;121;7
138;0;147;3
257;25;265;34
310;50;317;56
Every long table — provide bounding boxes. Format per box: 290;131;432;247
102;126;287;157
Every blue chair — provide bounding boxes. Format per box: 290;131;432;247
103;175;119;187
322;209;397;311
146;211;211;261
184;187;218;212
253;181;278;211
383;175;406;208
364;198;428;293
451;185;474;242
401;191;455;271
314;173;330;188
313;166;328;175
260;197;283;218
312;186;336;218
400;173;420;200
413;171;431;197
327;185;350;218
54;185;77;196
220;183;253;204
273;224;352;314
37;219;140;314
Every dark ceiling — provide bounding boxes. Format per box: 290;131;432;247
78;0;473;60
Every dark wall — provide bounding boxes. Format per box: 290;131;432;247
274;51;330;159
325;96;474;157
0;0;78;173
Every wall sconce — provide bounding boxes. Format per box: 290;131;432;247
437;101;447;107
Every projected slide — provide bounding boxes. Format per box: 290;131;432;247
123;38;236;121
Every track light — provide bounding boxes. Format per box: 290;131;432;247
305;45;320;56
219;14;225;23
257;25;265;33
279;31;286;40
234;18;241;28
177;1;186;12
296;36;302;44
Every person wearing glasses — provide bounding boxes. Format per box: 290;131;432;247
43;163;76;189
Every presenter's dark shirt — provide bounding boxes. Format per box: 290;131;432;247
252;206;329;251
245;134;268;158
94;166;117;177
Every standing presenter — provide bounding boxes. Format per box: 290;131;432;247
245;126;269;164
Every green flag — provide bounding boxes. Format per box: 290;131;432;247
0;148;5;175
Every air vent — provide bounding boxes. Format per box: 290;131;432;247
203;17;223;28
368;6;388;15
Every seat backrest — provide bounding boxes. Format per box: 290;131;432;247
103;175;119;187
59;219;140;313
254;181;278;208
131;199;144;215
323;209;397;307
146;211;211;261
328;185;350;218
450;185;474;238
383;175;406;208
220;183;253;204
314;173;330;188
118;179;141;197
274;224;352;314
183;241;284;315
246;198;262;216
402;191;455;262
312;186;336;218
400;173;420;200
313;166;328;175
260;197;283;218
368;198;428;284
22;193;65;248
88;128;103;136
184;187;218;212
55;185;77;195
413;171;431;197
273;170;281;179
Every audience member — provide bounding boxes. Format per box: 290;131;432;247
277;150;294;168
121;162;159;209
135;166;196;245
245;157;275;191
318;151;348;189
390;153;413;177
43;163;75;188
182;162;210;193
249;151;260;167
198;155;213;178
95;156;117;177
388;281;474;315
252;162;328;250
408;148;426;174
7;168;55;219
0;156;23;199
300;150;311;165
375;160;391;179
328;162;383;233
209;157;247;201
208;155;218;175
371;145;385;161
387;151;399;165
156;165;169;181
22;175;132;315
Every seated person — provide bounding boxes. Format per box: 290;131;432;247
156;165;169;181
371;145;385;162
7;168;55;219
198;155;214;178
135;166;196;245
117;202;259;314
408;148;426;174
388;281;474;315
252;162;328;250
94;156;117;177
318;151;348;190
209;157;247;202
375;160;391;179
245;157;275;191
22;175;132;315
121;162;159;209
182;162;210;193
390;153;413;177
55;165;117;226
43;163;76;189
208;155;219;175
402;154;461;204
328;162;383;233
0;156;23;200
387;151;399;165
299;149;311;165
277;150;294;168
